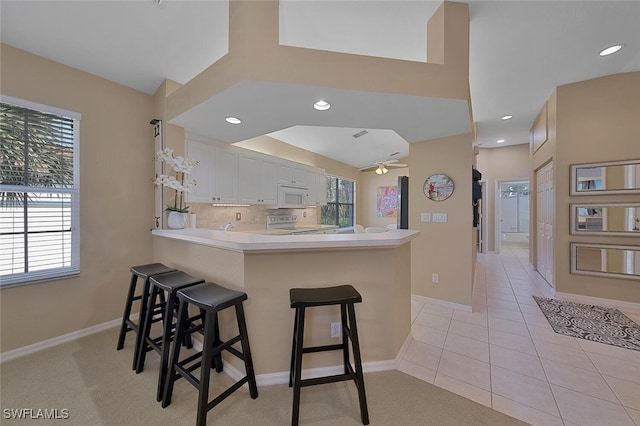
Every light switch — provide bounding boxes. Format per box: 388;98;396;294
421;213;431;222
432;213;448;223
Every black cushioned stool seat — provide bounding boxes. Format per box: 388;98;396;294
289;285;369;426
116;263;176;370
136;270;205;401
163;282;258;426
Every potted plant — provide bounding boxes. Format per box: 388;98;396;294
154;147;198;229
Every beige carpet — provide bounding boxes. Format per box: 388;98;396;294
1;328;527;425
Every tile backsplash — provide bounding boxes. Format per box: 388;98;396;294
188;203;319;230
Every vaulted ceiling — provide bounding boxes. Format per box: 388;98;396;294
2;1;639;169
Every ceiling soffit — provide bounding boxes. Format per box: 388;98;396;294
165;0;472;146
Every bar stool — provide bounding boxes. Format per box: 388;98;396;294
162;282;259;426
289;285;369;426
135;270;205;401
116;263;176;370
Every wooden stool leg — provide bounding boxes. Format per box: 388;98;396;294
156;290;177;402
132;278;151;371
116;274;138;350
196;310;216;426
236;303;258;399
162;299;188;408
340;304;350;374
212;311;223;373
291;306;306;426
288;307;300;388
135;284;160;373
348;304;369;425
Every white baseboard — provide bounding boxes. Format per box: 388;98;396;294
411;294;472;312
0;316;129;364
192;337;396;386
554;292;640;313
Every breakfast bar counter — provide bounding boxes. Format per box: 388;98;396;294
152;227;420;253
152;228;420;379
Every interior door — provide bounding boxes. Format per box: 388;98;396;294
536;162;554;287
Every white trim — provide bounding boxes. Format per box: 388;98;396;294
227;359;397;387
411;294;472;312
0;316;130;364
554;292;640;314
192;336;396;387
1;313;399;387
0;94;81;120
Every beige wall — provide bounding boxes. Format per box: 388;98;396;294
476;144;531;252
408;133;474;307
166;1;471;124
532;72;640;303
1;44;155;351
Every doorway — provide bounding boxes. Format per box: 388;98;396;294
497;180;530;251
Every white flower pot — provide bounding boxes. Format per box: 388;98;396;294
167;211;187;229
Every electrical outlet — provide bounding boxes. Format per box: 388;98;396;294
331;322;341;338
432;273;439;284
236;212;241;220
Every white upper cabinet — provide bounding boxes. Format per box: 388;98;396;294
238;153;278;205
186;140;215;203
277;161;307;187
306;169;327;206
186;140;238;204
187;138;324;206
258;158;278;204
213;148;238;203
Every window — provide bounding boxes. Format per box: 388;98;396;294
0;97;80;287
321;176;354;228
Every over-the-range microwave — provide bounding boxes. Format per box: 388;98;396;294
277;184;308;209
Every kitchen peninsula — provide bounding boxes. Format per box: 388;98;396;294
152;227;420;379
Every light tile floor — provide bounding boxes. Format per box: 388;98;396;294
398;246;640;426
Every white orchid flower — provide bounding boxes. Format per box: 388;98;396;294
154;149;199;212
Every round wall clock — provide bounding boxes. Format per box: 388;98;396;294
423;173;454;201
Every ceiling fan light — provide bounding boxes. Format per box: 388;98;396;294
381;165;388;174
375;166;383;175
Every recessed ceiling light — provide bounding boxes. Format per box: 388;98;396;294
599;44;623;56
496;139;505;144
225;116;241;124
313;100;330;111
501;115;513;120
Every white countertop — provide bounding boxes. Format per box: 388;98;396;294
232;224;338;235
152;227;421;253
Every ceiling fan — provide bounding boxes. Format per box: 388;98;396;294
359;159;408;175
